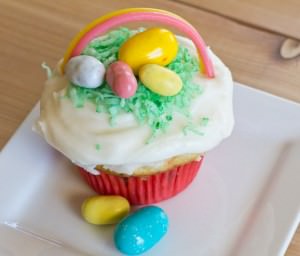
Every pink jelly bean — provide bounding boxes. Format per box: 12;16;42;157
106;61;138;98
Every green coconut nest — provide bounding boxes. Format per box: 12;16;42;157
44;28;208;142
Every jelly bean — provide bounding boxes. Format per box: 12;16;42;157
81;195;130;225
114;206;169;255
65;55;105;88
119;28;178;74
139;64;183;96
106;61;138;98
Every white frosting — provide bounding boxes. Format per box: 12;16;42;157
65;55;105;88
34;37;234;175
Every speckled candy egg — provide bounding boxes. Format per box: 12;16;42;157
65;55;105;88
81;195;130;225
114;206;169;255
106;61;138;98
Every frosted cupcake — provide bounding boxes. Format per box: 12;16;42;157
34;8;234;205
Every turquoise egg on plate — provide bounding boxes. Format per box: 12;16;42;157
114;206;169;255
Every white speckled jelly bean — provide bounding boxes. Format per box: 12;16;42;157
65;55;105;88
114;206;169;255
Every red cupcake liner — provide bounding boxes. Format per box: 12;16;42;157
79;158;203;205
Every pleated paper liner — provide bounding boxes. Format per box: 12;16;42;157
79;158;203;205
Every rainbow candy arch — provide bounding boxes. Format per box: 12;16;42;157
62;8;215;78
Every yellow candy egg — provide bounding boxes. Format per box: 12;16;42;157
81;195;130;225
119;28;178;74
139;64;183;96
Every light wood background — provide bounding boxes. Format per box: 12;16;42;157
0;0;299;255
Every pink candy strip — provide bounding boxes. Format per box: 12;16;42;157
71;12;215;78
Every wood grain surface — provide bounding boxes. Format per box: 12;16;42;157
0;0;299;255
174;0;300;40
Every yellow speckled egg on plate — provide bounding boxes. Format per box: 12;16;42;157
81;195;130;225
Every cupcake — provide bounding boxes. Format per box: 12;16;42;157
34;8;234;205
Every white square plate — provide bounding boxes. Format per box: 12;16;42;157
0;83;299;256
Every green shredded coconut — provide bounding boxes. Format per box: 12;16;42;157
200;117;209;126
95;144;101;151
82;27;144;67
66;28;204;141
41;62;53;79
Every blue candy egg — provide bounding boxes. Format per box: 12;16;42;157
114;206;169;255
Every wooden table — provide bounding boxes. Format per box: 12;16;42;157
0;0;299;255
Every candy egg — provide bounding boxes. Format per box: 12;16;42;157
139;64;183;96
106;61;138;98
119;28;178;74
65;55;105;88
81;195;130;225
114;206;169;255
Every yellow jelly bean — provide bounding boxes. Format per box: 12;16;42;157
139;64;183;96
119;28;178;74
81;195;130;225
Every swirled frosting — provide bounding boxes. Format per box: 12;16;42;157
34;36;234;175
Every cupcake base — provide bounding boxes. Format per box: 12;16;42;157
79;158;203;205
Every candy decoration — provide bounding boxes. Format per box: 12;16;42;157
119;28;178;74
114;206;169;255
65;55;105;88
62;8;182;70
139;64;183;96
61;8;214;78
106;61;138;98
81;195;130;225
